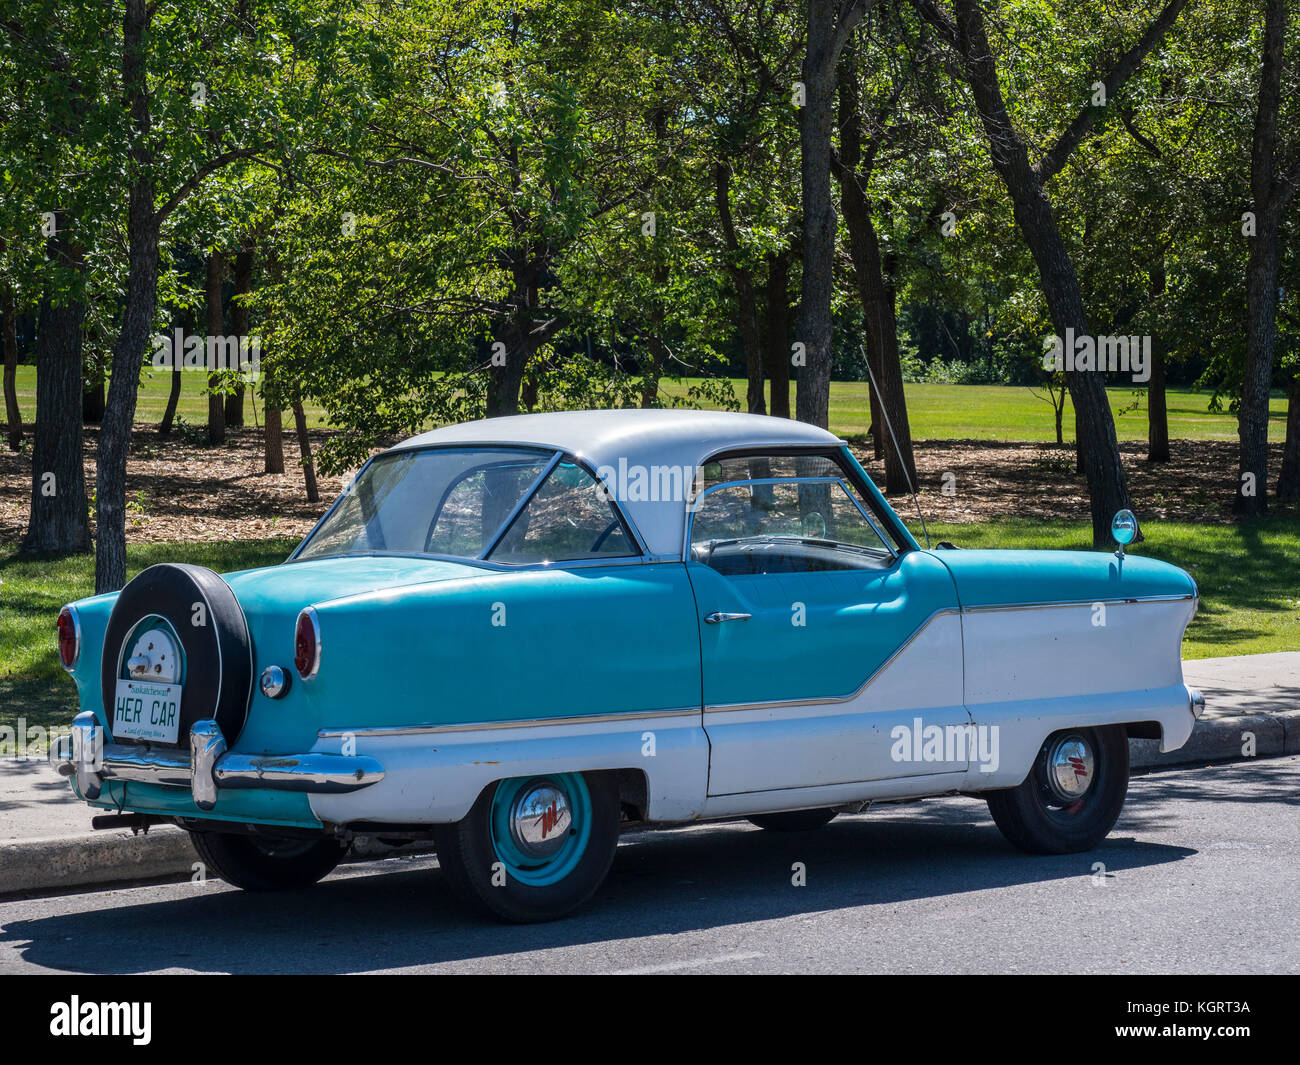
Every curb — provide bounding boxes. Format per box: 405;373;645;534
1130;708;1300;768
0;826;198;896
0;827;436;898
3;710;1298;899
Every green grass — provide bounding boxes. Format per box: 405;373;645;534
660;379;1288;443
0;539;297;752
4;520;1296;749
11;366;1285;442
10;365;331;430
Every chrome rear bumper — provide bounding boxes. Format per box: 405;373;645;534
51;712;385;811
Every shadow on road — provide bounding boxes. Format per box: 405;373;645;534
0;798;1197;974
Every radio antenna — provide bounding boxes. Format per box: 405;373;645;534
862;344;930;549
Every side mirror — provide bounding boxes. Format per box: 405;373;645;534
1111;509;1140;556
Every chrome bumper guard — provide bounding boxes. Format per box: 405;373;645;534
52;712;384;811
1189;687;1206;718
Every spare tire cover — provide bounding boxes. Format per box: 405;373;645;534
102;563;253;746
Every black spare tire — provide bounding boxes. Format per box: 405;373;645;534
102;563;253;746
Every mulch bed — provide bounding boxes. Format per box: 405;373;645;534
0;427;1285;547
854;438;1286;526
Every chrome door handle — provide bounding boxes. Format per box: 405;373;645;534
704;612;752;624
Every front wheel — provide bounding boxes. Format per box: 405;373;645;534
188;831;348;891
434;772;620;923
986;725;1129;854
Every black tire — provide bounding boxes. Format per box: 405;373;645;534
747;808;838;832
986;725;1129;855
103;563;253;747
434;772;620;923
189;831;347;891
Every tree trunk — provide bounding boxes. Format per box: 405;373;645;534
225;244;254;427
158;363;183;436
1147;346;1169;463
157;312;188;436
1277;370;1300;503
641;259;670;409
1145;257;1170;462
1236;215;1282;515
292;397;319;503
264;404;285;472
715;162;766;415
264;362;285;474
95;0;160;592
837;40;917;493
763;247;792;418
924;0;1130;544
793;1;841;430
82;363;105;423
486;257;548;418
3;283;21;450
21;281;91;555
206;251;225;445
1236;0;1294;515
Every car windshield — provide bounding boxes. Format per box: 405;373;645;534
295;446;641;565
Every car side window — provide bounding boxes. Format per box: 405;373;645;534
689;453;896;575
488;461;637;564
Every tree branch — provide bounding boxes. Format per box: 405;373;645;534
154;148;267;224
1035;0;1189;183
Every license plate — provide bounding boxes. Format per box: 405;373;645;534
113;679;182;744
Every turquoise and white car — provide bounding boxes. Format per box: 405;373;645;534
52;410;1204;921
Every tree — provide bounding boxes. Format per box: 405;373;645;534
835;28;917;492
916;0;1190;543
794;0;876;430
1236;0;1299;515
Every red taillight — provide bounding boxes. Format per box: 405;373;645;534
57;607;79;671
294;609;320;680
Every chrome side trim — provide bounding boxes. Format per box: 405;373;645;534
960;593;1196;613
317;705;702;740
704;607;961;715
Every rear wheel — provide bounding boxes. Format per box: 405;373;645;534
747;808;838;832
434;771;620;923
189;831;348;891
986;726;1129;854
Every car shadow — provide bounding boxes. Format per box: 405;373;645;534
0;795;1196;974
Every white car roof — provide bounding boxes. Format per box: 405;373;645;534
391;409;845;557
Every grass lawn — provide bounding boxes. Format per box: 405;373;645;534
10;365;332;430
661;379;1289;443
3;520;1295;751
11;366;1287;443
0;539;297;753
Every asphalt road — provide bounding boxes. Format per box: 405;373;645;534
1;756;1296;975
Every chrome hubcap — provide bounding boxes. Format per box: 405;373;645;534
508;781;573;859
1045;733;1095;802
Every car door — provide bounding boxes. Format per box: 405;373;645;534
684;457;969;796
